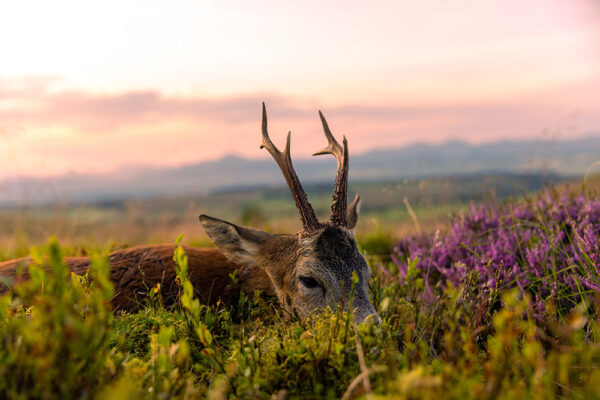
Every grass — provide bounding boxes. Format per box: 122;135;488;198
1;183;600;399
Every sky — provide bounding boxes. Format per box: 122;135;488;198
0;0;599;179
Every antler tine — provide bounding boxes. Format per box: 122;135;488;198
313;110;349;228
260;102;321;233
313;111;344;163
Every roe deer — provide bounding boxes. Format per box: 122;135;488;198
0;103;379;323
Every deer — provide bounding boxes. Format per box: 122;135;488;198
0;103;379;324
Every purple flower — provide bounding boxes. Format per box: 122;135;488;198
393;192;600;315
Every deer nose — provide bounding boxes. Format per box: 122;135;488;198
355;308;381;325
363;312;382;325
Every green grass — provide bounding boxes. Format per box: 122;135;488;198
1;235;599;399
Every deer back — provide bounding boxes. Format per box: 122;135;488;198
0;244;274;312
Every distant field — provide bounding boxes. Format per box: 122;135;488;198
0;173;569;260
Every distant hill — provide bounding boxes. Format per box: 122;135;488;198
0;135;598;207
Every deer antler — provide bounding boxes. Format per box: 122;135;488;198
313;110;349;228
260;103;321;233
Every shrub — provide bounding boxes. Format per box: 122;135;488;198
0;238;114;399
393;191;600;318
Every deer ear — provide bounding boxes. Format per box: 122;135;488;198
199;214;272;267
347;194;361;230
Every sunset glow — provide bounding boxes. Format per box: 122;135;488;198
0;0;599;178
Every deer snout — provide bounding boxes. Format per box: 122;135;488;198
363;312;382;325
354;302;381;325
356;311;381;325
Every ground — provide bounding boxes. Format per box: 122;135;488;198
0;175;599;399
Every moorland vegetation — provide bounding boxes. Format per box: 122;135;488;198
1;184;599;399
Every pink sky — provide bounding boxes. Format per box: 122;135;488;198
0;0;599;179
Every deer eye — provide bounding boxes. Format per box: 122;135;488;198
299;276;320;289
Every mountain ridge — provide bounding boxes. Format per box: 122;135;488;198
1;135;598;207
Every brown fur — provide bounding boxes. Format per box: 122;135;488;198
0;244;275;312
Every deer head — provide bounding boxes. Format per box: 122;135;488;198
199;103;379;324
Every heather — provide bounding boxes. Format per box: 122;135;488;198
393;191;600;319
1;190;600;399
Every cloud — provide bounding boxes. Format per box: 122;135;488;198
0;76;599;179
0;81;311;132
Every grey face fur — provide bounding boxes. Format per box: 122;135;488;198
199;206;380;324
293;225;378;322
